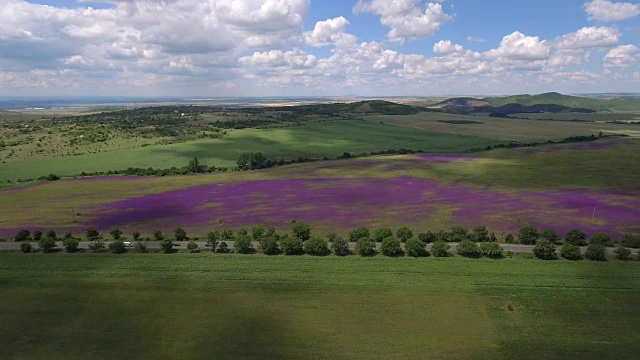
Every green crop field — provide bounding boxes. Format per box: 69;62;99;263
0;253;637;359
0;120;500;183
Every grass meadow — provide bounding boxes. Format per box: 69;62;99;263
0;253;638;359
0;120;500;183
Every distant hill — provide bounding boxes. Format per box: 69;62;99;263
484;92;640;112
272;100;429;116
431;96;595;116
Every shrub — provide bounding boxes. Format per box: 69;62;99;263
565;229;587;246
380;237;402;257
234;235;253;254
217;241;229;253
304;237;330;256
541;229;561;244
153;230;164;241
504;234;515;244
457;240;481;258
291;221;312;241
132;231;141;241
45;229;57;240
15;229;30;242
187;241;199;253
533;240;556;260
39;237;57;253
374;228;393;242
109;227;123;240
134;241;147;253
206;231;219;252
560;243;582;260
584;244;607;261
471;225;490;243
174;227;188;241
590;233;613;247
614;246;631;260
480;242;504;258
62;231;73;240
434;230;450;243
431;240;450;257
405;238;427;258
619;234;640;248
396;227;413;242
63;238;80;253
86;227;100;241
280;236;304;255
160;239;174;253
33;231;43;241
251;225;265;241
20;242;32;253
260;236;280;255
221;230;234;241
418;231;436;244
109;240;126;254
490;232;498;242
349;227;370;242
355;238;376;257
518;226;539;245
88;239;105;252
449;226;469;242
331;236;349;256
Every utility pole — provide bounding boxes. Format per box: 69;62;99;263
71;207;76;223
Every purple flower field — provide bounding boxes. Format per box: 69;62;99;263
85;177;639;237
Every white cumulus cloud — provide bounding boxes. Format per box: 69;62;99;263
584;0;640;22
604;45;640;67
555;26;620;49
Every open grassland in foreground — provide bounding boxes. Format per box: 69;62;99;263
0;120;500;183
0;137;638;238
0;253;638;359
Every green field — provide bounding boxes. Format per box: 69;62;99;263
0;120;500;183
0;253;637;359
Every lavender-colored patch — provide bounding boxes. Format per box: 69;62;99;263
410;154;474;164
82;177;640;237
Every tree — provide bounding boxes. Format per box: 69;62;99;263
457;240;481;258
62;231;73;240
260;236;280;255
418;231;436;244
480;242;504;258
109;240;126;254
614;246;631;260
471;225;490;243
541;229;561;244
560;243;582;260
217;241;229;253
280;236;304;255
405;238;427;258
435;230;450;243
449;226;469;242
221;230;234;241
39;237;57;253
584;244;607;261
374;228;393;242
206;231;220;252
620;234;640;248
291;221;312;242
174;227;188;241
565;229;587;246
355;238;376;257
380;237;402;257
533;240;556;260
132;231;141;241
331;236;349;256
134;241;147;253
304;237;330;256
86;227;100;241
63;238;80;253
153;230;164;241
33;231;43;241
251;225;265;241
45;229;57;240
160;239;174;254
237;152;268;170
349;227;370;242
14;229;30;242
518;226;539;245
188;156;204;173
431;240;450;257
88;238;105;252
187;241;199;253
396;227;413;242
20;242;32;253
234;235;253;254
109;227;123;240
504;234;515;244
590;233;613;247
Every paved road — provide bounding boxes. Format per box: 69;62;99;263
0;241;635;255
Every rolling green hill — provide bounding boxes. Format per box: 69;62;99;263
484;92;640;112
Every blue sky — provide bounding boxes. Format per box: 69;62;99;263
1;0;639;96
